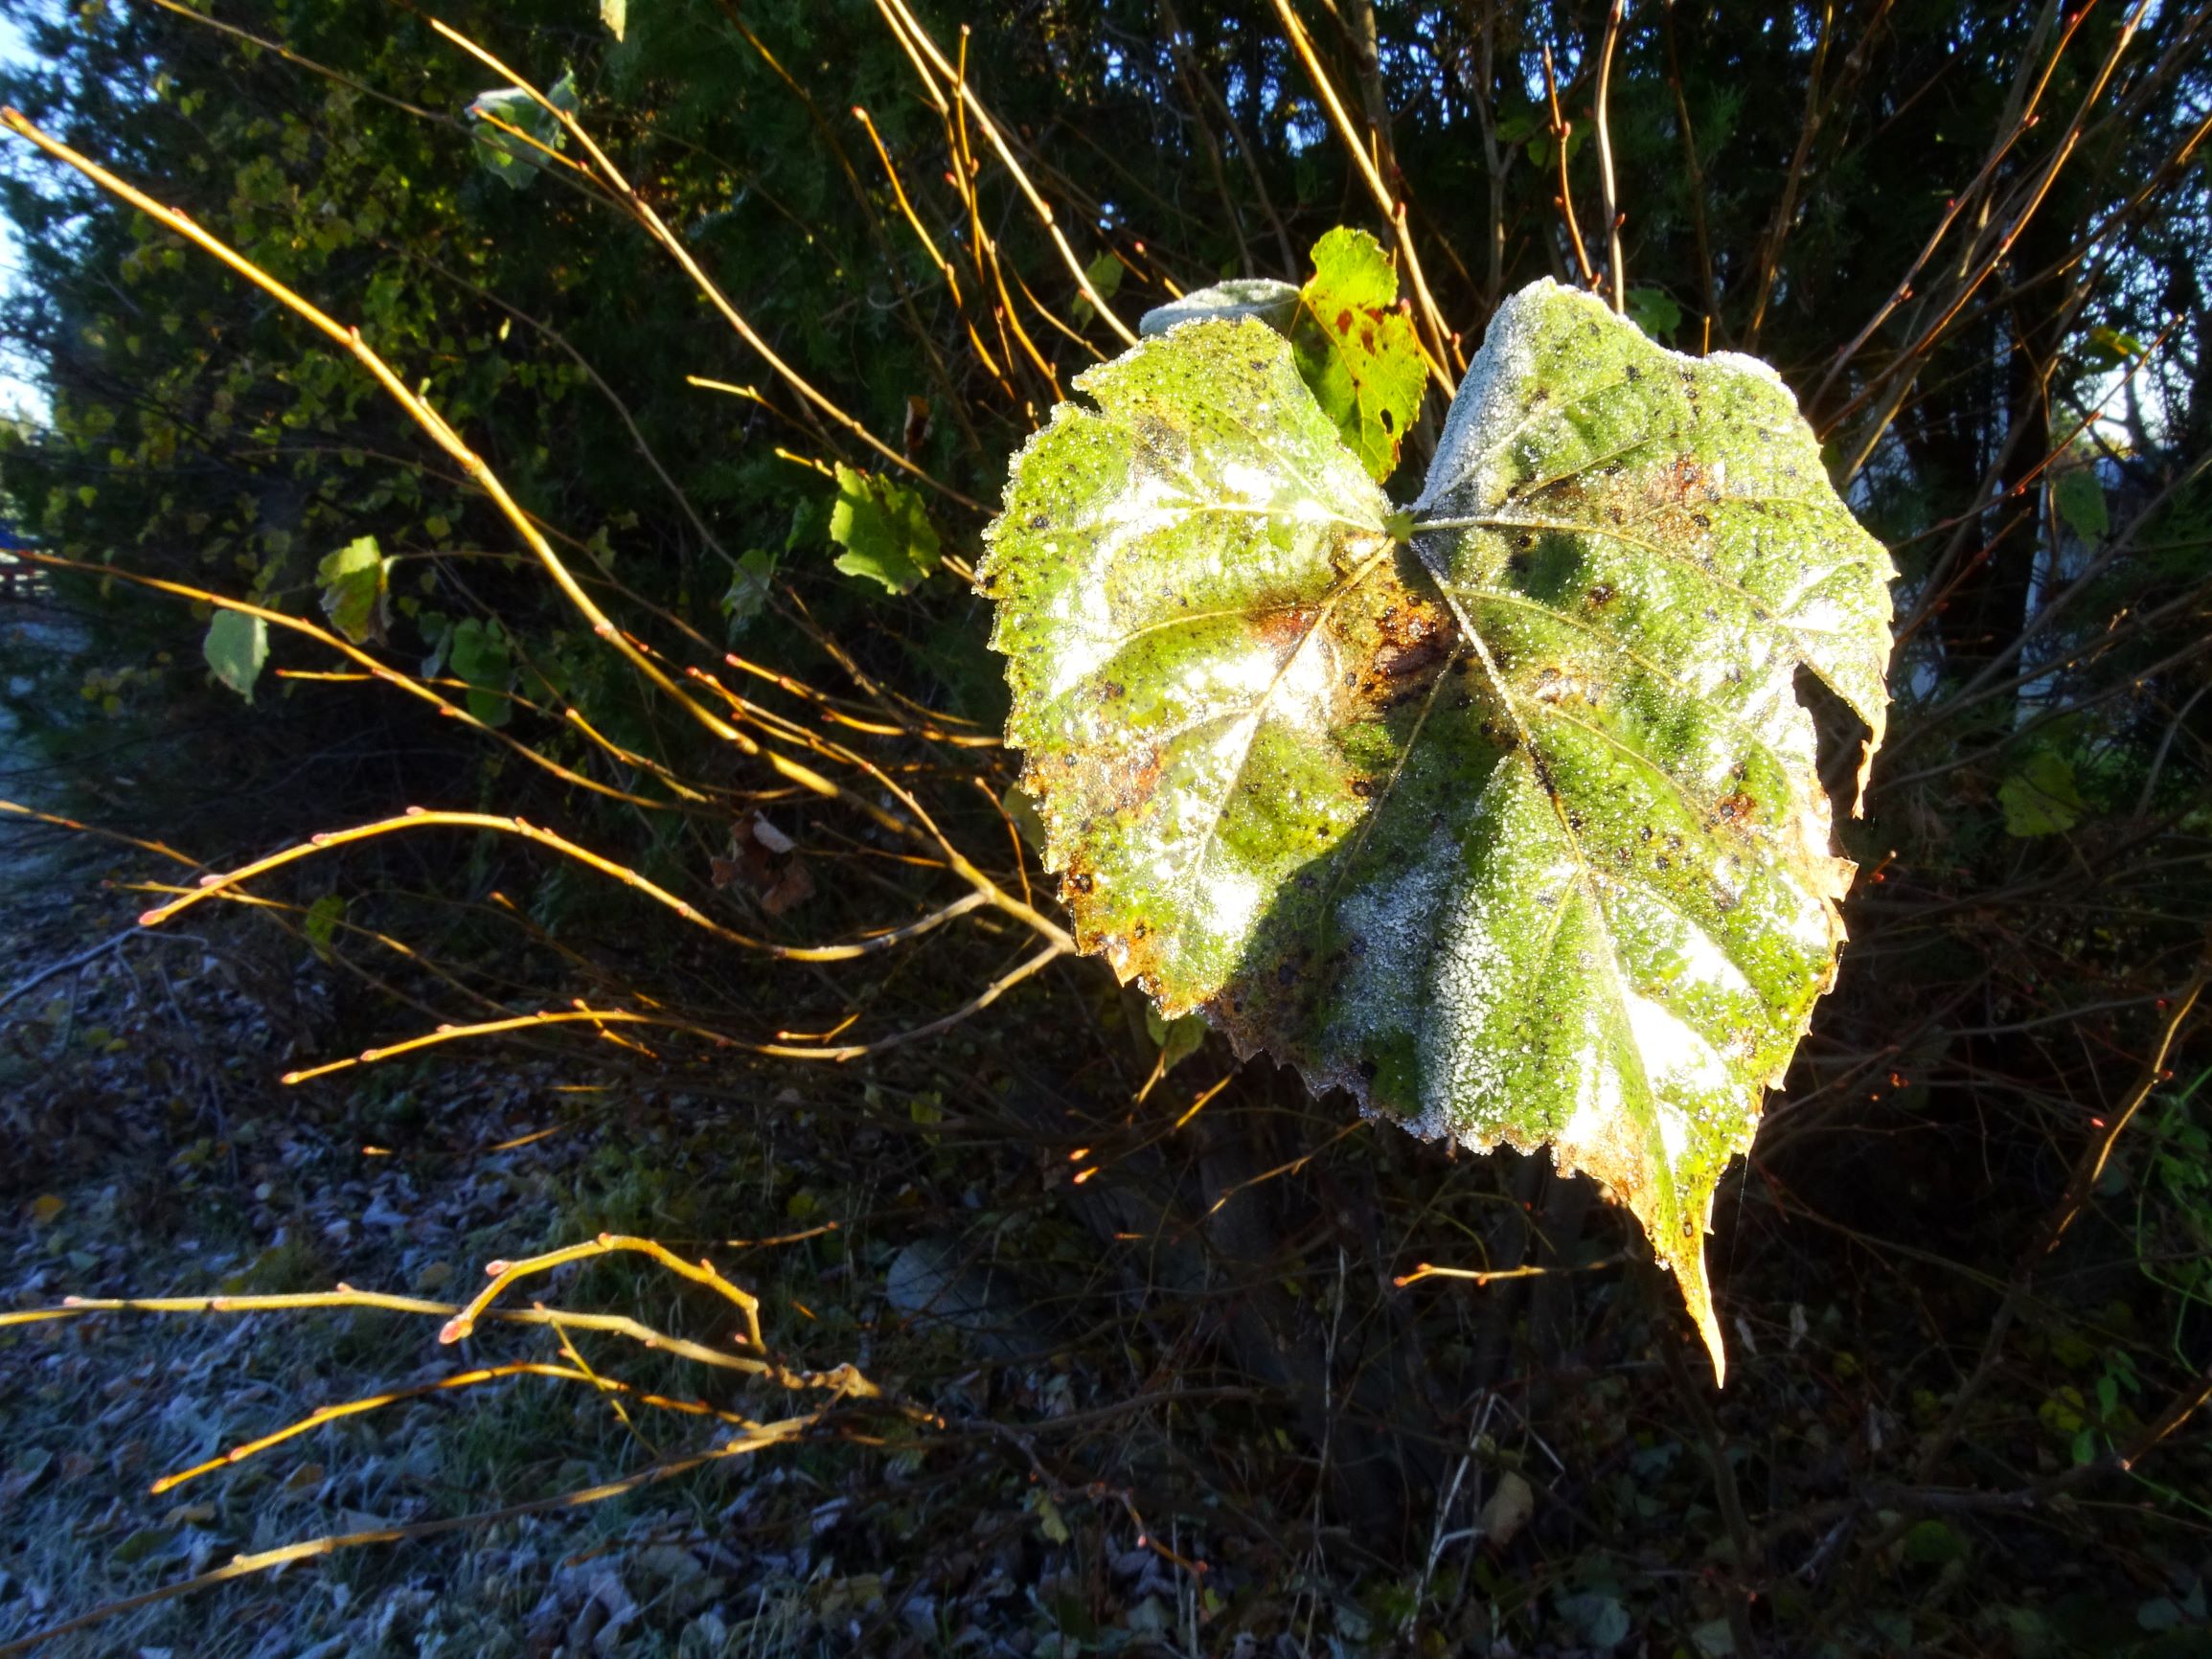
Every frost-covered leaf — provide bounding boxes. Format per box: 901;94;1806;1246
979;281;1895;1379
1289;226;1427;482
1140;278;1300;338
316;534;390;645
829;464;939;595
203;608;267;702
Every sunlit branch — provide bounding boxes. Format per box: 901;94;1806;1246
852;103;964;304
1593;0;1627;314
148;1360;759;1496
132;807;997;966
751;942;1067;1061
1540;45;1597;292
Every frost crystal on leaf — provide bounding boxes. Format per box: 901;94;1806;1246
978;279;1897;1381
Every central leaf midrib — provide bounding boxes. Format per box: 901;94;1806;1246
1417;564;1675;1189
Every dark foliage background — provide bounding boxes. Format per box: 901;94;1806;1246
1;1;2209;1653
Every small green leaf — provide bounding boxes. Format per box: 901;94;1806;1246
109;1526;177;1567
446;616;513;727
828;465;938;595
304;894;346;961
315;534;390;645
1071;250;1125;325
1998;752;2087;836
2138;1598;2185;1633
2052;467;2109;542
1626;286;1684;344
1288;226;1427;482
1901;1518;1966;1566
1025;1488;1073;1545
2087;324;2145;366
418;609;453;679
203;608;267;702
720;549;776;638
1557;1592;1630;1649
979;281;1896;1382
1144;1006;1209;1074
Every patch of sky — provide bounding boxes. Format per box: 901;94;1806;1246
0;6;53;426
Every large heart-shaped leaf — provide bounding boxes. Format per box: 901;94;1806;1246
978;279;1896;1379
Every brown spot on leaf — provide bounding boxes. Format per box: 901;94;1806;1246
1254;602;1319;656
1351;589;1457;709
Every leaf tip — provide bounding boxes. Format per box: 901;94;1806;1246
1674;1249;1729;1387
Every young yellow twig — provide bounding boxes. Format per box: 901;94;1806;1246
278;1005;725;1084
443;1232;768;1349
852;103;964;304
1394;1255;1628;1289
0;797;196;867
545;1312;651;1447
148;1360;721;1496
751;942;1067;1061
132;807;994;967
1540;46;1599;291
1593;0;1628;314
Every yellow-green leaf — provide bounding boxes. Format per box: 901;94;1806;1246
315;534;390;645
1289;226;1427;482
829;465;939;595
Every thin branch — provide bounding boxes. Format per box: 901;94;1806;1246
1593;0;1627;313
